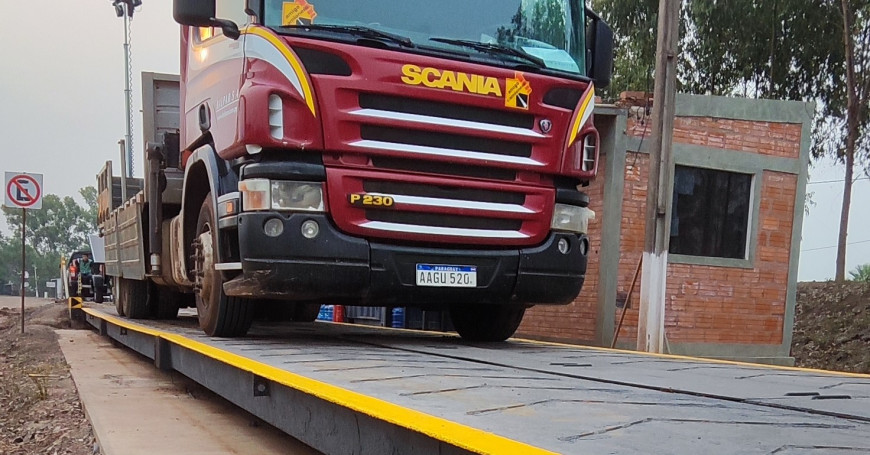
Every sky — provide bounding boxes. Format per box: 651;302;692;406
0;2;867;282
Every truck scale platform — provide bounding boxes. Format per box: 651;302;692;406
80;304;870;454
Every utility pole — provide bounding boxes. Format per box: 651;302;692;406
637;0;680;353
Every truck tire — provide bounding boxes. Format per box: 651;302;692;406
193;193;253;337
293;303;321;322
93;275;105;304
151;285;181;320
119;278;149;319
449;304;526;342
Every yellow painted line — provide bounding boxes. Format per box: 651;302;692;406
512;337;870;379
82;307;164;338
83;307;556;455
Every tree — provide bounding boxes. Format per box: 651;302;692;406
849;264;870;282
0;187;98;293
592;0;659;99
833;0;870;281
593;0;870;281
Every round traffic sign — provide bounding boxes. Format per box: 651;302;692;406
5;174;42;208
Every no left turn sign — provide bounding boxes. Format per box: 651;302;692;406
4;172;43;210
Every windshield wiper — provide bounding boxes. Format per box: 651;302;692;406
288;24;415;48
428;37;545;67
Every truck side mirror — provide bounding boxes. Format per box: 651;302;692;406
586;10;614;89
173;0;241;40
173;0;215;27
244;0;261;21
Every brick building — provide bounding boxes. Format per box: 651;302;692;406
517;94;812;365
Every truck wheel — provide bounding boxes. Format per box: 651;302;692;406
118;278;149;319
293;303;321;322
449;304;526;342
193;193;253;337
151;285;181;320
93;276;105;304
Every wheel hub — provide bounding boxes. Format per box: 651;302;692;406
194;230;215;303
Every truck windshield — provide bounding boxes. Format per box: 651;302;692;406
263;0;587;75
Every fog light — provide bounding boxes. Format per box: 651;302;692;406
301;220;320;239
558;238;570;254
551;204;595;234
579;237;589;256
264;218;284;237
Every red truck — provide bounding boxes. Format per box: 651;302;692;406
98;0;612;341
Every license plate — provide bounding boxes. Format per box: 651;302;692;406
415;264;477;288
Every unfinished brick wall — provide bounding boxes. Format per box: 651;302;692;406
612;151;647;344
671;117;802;159
516;155;606;344
518;107;803;349
616;115;801;346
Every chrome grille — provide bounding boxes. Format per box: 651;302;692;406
359;93;533;129
348;93;548;170
329;92;555;245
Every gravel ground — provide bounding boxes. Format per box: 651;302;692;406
0;298;96;455
792;281;870;373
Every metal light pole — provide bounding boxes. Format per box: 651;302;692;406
123;10;133;178
111;0;142;179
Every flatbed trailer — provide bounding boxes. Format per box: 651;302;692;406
76;303;870;454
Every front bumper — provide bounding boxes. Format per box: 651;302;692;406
224;213;588;308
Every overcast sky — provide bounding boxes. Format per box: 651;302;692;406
0;2;867;281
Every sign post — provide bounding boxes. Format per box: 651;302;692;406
4;172;44;334
20;209;25;334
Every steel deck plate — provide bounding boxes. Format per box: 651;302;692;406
83;305;870;454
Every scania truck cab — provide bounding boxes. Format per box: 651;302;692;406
101;0;612;342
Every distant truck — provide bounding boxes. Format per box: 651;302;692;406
65;250;110;303
97;0;613;341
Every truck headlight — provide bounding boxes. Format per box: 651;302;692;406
271;181;324;212
239;179;325;212
551;204;595;234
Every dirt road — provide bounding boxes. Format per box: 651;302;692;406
0;295;54;310
0;299;319;454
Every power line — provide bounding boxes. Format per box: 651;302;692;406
801;239;870;252
806;176;869;185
